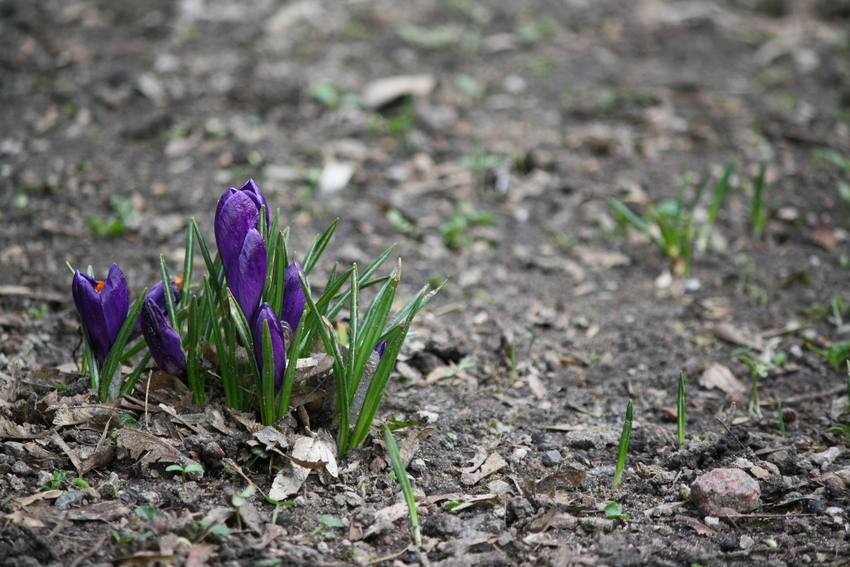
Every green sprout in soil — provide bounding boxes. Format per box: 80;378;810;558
677;371;686;450
612;399;633;490
751;162;768;239
440;205;497;250
88;194;136;238
165;463;205;483
608;163;733;276
37;470;66;492
738;353;770;417
231;484;257;532
309;515;346;538
384;424;421;546
604;501;629;520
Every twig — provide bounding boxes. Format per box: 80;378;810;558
714;416;747;451
69;532;108;567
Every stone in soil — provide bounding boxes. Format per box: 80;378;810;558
690;468;761;516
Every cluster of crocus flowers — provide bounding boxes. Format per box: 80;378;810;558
72;264;130;365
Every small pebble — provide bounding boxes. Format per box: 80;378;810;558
55;490;84;510
11;461;34;477
542;450;563;467
720;539;738;552
806;499;824;514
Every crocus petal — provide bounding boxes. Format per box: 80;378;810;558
72;271;111;363
374;340;387;359
215;190;260;276
238;179;270;228
230;228;267;325
281;261;307;335
253;302;287;388
99;264;130;347
132;278;182;337
141;298;187;380
71;264;129;364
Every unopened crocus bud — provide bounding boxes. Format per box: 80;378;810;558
132;277;182;337
374;339;387;359
140;298;187;380
253;302;287;388
229;228;267;325
72;263;129;364
214;179;269;276
281;261;307;335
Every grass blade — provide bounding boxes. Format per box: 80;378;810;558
118;351;152;398
181;220;195;310
186;295;204;405
677;371;686;450
612;399;633;490
383;425;421;547
159;255;179;331
608;199;666;252
302;219;339;275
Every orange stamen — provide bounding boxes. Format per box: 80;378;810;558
175;275;184;289
96;280;105;292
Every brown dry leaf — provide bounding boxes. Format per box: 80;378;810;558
0;415;42;439
269;461;311;500
713;323;763;350
572;245;631;269
460;453;507;486
446;493;499;512
699;363;746;394
675;514;716;535
79;443;116;476
527;373;547;399
12;489;62;511
750;466;770;480
227;408;264;432
185;544;216;567
253;426;290;455
68;500;131;522
398;427;434;468
459;447;488;474
23;441;65;464
268;433;338;500
51;431;83;475
6;511;46;528
114;429;202;477
810;223;838;250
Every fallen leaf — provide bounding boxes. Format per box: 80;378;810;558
68;501;131;522
698;363;746;394
114;429;203;478
461;453;507;486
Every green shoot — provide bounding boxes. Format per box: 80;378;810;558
165;464;204;483
37;470;66;491
612;399;633;490
384;425;421;546
231;484;257;532
738;354;769;417
677;371;686;450
752;162;768;239
604;501;629;520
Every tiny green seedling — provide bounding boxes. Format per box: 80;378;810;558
38;470;67;491
612;399;633;490
751;162;768;239
166;463;205;482
265;496;294;525
72;478;91;489
604;501;629;520
677;371;686;450
309;515;346;538
135;506;157;520
231;484;257;531
738;354;769;417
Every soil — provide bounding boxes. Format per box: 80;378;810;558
3;1;850;566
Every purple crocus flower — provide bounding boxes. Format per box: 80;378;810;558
253;302;287;388
140;298;187;381
229;228;267;325
72;263;130;364
374;340;387;359
281;261;307;335
131;276;183;337
214;179;269;276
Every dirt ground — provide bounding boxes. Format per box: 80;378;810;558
3;0;850;565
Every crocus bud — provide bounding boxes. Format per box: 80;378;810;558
132;277;182;337
72;263;130;364
140;298;187;380
253;302;287;388
281;261;307;335
214;179;269;276
230;228;267;325
374;339;387;359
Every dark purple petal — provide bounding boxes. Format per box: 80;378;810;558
230;228;267;325
141;298;187;380
132;278;182;337
99;264;130;347
281;261;306;335
253;302;287;388
215;190;260;276
238;179;270;228
72;271;111;363
374;340;387;359
71;264;129;364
